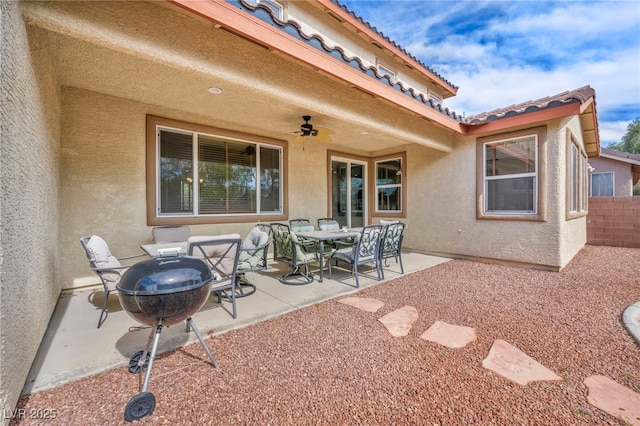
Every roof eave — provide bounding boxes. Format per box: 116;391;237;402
462;99;601;157
167;0;462;140
316;0;458;98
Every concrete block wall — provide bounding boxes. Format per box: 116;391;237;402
587;197;640;248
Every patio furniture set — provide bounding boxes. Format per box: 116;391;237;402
78;219;405;421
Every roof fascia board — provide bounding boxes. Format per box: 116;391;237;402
317;0;457;97
167;0;462;133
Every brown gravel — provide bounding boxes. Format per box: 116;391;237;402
12;245;640;425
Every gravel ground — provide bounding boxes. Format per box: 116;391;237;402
13;245;640;425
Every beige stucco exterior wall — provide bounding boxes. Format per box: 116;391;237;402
60;87;330;289
556;116;588;268
0;2;61;419
588;156;634;196
398;118;586;270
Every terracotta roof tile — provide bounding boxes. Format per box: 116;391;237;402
465;86;596;124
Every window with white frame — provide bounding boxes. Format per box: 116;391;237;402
375;158;402;212
246;0;284;20
155;125;282;218
428;93;441;105
568;138;588;216
483;135;537;214
591;172;614;197
377;62;397;83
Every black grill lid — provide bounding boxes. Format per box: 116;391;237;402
117;256;212;296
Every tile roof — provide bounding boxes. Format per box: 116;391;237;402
331;0;458;91
465;86;596;124
600;148;640;164
227;1;599;136
228;0;465;122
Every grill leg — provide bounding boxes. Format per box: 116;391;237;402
187;317;218;368
140;322;163;393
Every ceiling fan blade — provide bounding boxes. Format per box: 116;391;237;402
315;127;335;143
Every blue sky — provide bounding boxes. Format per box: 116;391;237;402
339;0;640;146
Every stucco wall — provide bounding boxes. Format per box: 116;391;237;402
0;3;61;419
588;156;634;196
556;116;588;268
400;119;585;270
60;87;329;289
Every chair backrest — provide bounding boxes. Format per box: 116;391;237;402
80;235;123;284
239;227;270;270
187;234;242;280
289;219;314;233
355;225;384;260
272;223;293;262
379;219;400;226
381;222;406;257
318;218;340;231
152;225;190;243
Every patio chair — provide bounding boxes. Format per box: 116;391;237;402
379;222;406;279
80;235;146;328
187;235;242;319
271;223;320;285
289;218;316;252
289;218;312;231
317;217;354;251
151;225;190;243
327;224;384;288
235;226;270;297
317;218;340;230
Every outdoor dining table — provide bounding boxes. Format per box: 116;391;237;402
295;228;360;282
140;242;189;258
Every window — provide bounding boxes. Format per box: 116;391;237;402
591;172;614;197
428;93;441;105
476;126;547;221
375;158;402;212
567;134;588;218
147;116;286;225
246;0;284;20
377;62;397;83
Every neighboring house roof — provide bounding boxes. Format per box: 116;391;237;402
600;148;640;185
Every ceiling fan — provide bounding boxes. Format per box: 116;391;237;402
293;115;334;146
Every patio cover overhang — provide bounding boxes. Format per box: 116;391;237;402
22;0;456;155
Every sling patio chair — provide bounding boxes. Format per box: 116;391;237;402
235;226;270;297
378;221;406;279
80;235;146;328
271;223;320;285
327;224;384;288
187;234;242;319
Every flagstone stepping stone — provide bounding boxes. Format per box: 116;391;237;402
482;339;562;386
584;375;640;425
337;297;385;313
419;320;476;349
378;306;418;337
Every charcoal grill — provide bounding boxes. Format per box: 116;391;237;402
117;254;217;422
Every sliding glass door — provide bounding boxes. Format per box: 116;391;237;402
331;157;367;228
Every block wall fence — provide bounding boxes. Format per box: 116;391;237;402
587;197;640;248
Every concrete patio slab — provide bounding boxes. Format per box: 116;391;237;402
584;375;640;426
482;339;562;386
378;306;418;337
22;252;450;395
420;320;476;349
337;297;385;312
